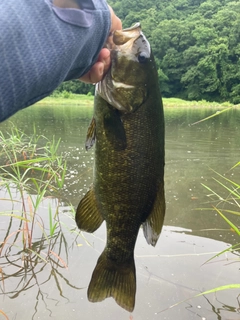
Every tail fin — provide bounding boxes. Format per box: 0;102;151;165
87;250;136;312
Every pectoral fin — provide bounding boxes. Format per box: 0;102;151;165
104;108;127;151
76;188;103;233
85;117;96;151
142;183;165;246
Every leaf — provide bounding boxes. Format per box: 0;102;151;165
158;284;240;313
49;250;68;269
28;249;48;263
190;107;233;126
0;156;56;168
201;183;223;200
0;213;29;221
195;284;240;297
213;206;240;236
202;242;240;265
0;310;9;320
231;162;240;170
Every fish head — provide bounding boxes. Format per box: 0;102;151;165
96;23;153;113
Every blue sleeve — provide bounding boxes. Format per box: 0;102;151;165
0;0;111;122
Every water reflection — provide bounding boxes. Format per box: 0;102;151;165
0;192;84;318
0;104;239;319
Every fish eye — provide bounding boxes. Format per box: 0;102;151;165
138;52;148;64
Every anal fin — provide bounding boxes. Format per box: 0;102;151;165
142;182;165;246
75;188;103;233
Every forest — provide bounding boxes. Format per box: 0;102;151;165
57;0;240;104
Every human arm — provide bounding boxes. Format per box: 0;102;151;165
79;5;122;84
0;0;121;121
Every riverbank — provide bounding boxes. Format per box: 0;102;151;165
36;94;235;108
36;94;94;105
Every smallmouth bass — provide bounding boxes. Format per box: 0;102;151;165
76;23;165;312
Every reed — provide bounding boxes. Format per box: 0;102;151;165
0;125;82;317
200;164;240;265
0;124;73;246
196;164;240;298
161;164;240;314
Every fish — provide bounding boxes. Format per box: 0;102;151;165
75;22;165;312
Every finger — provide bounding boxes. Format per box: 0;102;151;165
97;48;110;62
79;48;111;84
97;48;111;74
79;61;104;84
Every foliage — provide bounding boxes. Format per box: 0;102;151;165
107;0;240;103
201;165;240;255
162;163;240;313
0;126;83;316
0;126;68;252
199;164;240;296
52;1;240;103
52;79;94;97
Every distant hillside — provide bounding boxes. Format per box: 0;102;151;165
109;0;240;103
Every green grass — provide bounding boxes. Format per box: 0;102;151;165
37;93;94;105
0;125;84;305
0;126;67;251
161;164;240;314
36;93;236;108
162;97;234;108
194;165;240;303
201;166;240;259
0;125;88;318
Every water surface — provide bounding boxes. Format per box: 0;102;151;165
0;104;239;320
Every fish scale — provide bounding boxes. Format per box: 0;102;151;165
76;23;165;312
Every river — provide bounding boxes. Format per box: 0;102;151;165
0;103;239;320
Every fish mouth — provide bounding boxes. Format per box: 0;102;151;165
112;22;142;47
106;22;142;51
96;22;148;113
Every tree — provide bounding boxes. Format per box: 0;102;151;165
66;0;240;102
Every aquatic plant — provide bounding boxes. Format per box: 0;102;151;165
160;163;240;315
195;164;240;300
201;164;240;260
0;125;82;318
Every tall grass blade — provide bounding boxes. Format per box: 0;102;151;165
190;107;233;126
159;284;240;313
213;206;240;236
49;250;68;269
0;157;56;168
195;284;240;296
0;310;9;320
231;162;240;170
27;249;48;263
213;178;240;199
0;213;29;221
48;204;58;237
202;242;240;265
201;183;223;200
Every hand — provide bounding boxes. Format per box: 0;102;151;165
79;5;122;84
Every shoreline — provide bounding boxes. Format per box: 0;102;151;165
35;94;237;109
